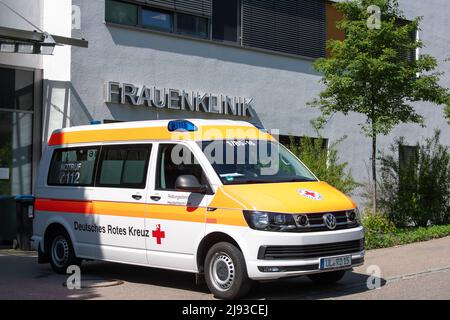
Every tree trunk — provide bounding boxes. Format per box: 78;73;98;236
372;133;377;214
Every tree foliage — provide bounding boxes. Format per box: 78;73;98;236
309;0;450;211
378;130;450;227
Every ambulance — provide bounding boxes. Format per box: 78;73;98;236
32;119;364;299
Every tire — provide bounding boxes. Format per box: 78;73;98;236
204;242;252;300
307;270;347;284
48;229;81;274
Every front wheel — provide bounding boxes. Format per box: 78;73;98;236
307;270;347;284
49;229;81;274
204;242;252;300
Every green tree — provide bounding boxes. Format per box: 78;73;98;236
309;0;450;213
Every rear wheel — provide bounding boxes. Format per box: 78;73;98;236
204;242;252;300
307;270;347;284
48;229;81;274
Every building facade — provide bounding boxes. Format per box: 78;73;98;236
0;0;449;206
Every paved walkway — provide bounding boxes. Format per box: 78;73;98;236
0;236;449;299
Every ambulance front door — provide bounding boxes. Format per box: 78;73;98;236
145;142;213;271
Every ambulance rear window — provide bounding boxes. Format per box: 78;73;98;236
48;147;99;186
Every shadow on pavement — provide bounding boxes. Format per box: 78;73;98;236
80;260;386;300
0;253;102;300
248;272;387;299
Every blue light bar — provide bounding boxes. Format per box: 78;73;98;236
90;120;102;125
168;120;198;132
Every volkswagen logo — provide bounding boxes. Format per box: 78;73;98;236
323;213;337;230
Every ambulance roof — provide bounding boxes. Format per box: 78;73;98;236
48;119;272;146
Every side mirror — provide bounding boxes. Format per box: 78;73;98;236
175;175;207;194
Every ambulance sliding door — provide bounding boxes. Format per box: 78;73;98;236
90;143;152;265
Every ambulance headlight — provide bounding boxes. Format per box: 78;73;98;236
243;211;296;231
346;208;361;224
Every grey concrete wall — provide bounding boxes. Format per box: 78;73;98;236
69;0;450;207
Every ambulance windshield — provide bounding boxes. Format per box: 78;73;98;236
200;140;317;185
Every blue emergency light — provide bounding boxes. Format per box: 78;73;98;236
167;120;198;132
90;120;102;125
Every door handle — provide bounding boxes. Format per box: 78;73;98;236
132;194;142;200
150;195;161;202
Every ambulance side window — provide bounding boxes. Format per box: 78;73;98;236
48;147;99;186
96;144;152;189
156;144;207;191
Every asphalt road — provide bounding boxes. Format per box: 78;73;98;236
0;236;449;300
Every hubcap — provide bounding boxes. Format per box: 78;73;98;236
210;252;235;291
51;236;69;268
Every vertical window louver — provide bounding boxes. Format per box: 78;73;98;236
242;0;326;58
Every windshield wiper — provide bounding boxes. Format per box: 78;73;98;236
224;177;316;185
278;178;317;182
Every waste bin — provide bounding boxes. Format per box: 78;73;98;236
15;195;34;251
0;196;16;244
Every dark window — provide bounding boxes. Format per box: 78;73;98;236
212;0;239;42
399;145;418;170
156;144;207;191
141;8;173;31
105;0;138;26
177;13;209;39
97;144;152;188
48;147;99;186
278;135;328;151
0;68;34;111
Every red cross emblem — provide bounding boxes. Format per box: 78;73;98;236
305;191;316;197
297;189;322;200
152;224;165;245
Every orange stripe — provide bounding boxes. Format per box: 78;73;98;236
48;126;274;146
35;198;94;214
35;198;247;227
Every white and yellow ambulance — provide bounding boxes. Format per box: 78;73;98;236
32;119;364;299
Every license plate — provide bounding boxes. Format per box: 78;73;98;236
319;255;352;270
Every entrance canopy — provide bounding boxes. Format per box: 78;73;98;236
0;25;88;55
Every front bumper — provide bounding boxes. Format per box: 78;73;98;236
243;226;365;280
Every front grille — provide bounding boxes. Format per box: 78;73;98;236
258;239;364;260
292;211;359;232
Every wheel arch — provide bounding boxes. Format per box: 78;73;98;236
196;231;243;273
43;221;75;255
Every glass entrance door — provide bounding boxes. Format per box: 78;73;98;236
0;67;34;196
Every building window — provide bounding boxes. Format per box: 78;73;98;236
212;0;239;42
177;13;209;39
105;0;138;26
0;67;36;195
104;0;330;59
48;147;100;187
399;145;418;170
278;135;328;151
141;8;173;32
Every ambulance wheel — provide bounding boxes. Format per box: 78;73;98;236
204;242;252;300
307;270;347;284
49;229;81;274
